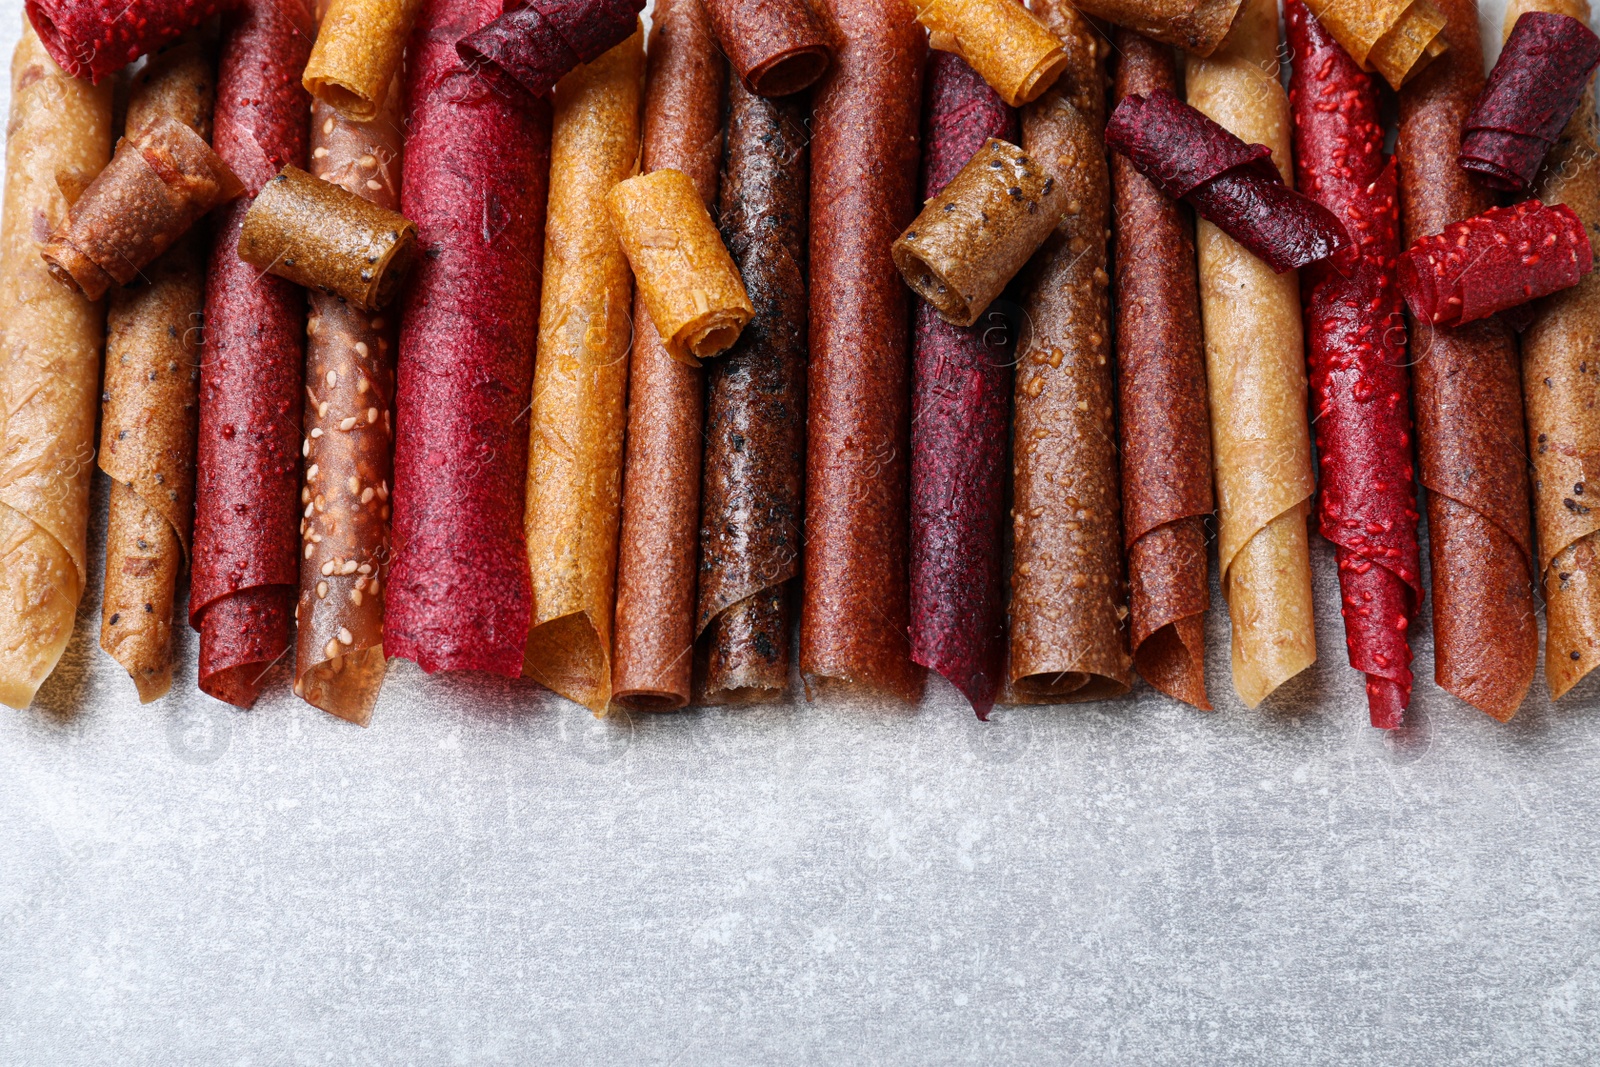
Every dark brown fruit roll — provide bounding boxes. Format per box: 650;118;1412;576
703;0;832;97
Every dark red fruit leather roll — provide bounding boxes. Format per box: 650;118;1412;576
388;0;553;676
801;0;927;702
908;51;1016;719
703;0;832;97
27;0;232;82
1287;0;1421;730
1398;0;1537;721
458;0;645;101
1110;28;1213;711
189;0;314;708
1106;88;1349;273
1461;11;1600;191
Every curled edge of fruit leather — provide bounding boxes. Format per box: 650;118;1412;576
701;0;832;98
911;0;1070;107
1067;0;1245;58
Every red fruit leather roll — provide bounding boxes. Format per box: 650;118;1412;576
26;0;231;82
1105;88;1349;273
1398;200;1594;328
387;0;553;676
1398;0;1537;720
802;0;927;702
611;0;726;710
908;52;1016;719
457;0;645;100
703;0;832;97
1460;11;1600;192
1110;28;1213;711
1287;0;1422;730
189;0;314;708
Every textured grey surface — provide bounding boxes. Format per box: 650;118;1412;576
5;2;1600;1064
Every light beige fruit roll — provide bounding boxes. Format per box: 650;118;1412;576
1186;0;1316;707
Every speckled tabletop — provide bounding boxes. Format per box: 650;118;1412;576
5;2;1600;1064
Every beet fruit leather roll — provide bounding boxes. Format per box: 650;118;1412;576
1513;0;1600;699
908;52;1015;718
1287;1;1421;730
612;0;725;711
1187;0;1317;707
703;0;832;97
697;81;810;703
0;22;112;710
523;31;644;714
26;0;229;82
1398;0;1537;720
1110;28;1213;711
802;0;927;703
98;37;214;704
389;0;553;678
189;0;314;708
1007;0;1131;704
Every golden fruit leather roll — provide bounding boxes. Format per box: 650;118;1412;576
1303;0;1448;90
909;0;1069;107
1187;0;1317;707
1515;0;1600;699
304;0;424;121
1007;0;1132;703
611;0;725;711
1069;0;1244;56
802;0;927;702
292;93;404;725
98;37;215;703
0;22;112;710
607;167;751;364
525;30;644;715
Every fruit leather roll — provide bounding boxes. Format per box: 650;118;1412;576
611;0;724;711
26;0;229;82
0;23;112;710
802;0;927;703
293;92;403;726
697;81;810;703
703;0;831;97
1287;0;1421;730
1068;0;1243;57
909;0;1069;107
190;0;314;708
304;0;424;121
457;0;645;102
1007;0;1131;704
1513;0;1600;698
388;0;553;677
1109;28;1213;711
1301;0;1449;90
1398;0;1537;720
1187;0;1317;707
907;52;1015;718
524;31;644;714
98;37;214;703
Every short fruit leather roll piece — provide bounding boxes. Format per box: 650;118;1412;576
908;0;1069;107
1006;0;1132;705
0;21;112;710
1066;0;1243;57
189;0;315;708
98;36;215;704
702;0;831;97
1301;0;1449;90
26;0;230;82
387;0;553;678
1187;0;1318;708
1110;27;1214;711
612;0;726;711
1397;0;1537;720
304;0;425;122
907;50;1016;719
801;0;927;702
523;30;644;715
1287;0;1422;729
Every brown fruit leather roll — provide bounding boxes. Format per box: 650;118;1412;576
292;92;404;726
98;38;215;704
1110;28;1213;711
801;0;927;703
612;0;725;711
1069;0;1244;57
702;0;831;97
698;82;810;703
1398;0;1537;719
1513;0;1600;698
1007;0;1131;704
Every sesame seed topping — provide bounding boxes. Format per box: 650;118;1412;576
324;638;339;659
313;147;328;159
310;428;323;438
361;487;375;503
339;416;358;431
307;463;319;479
341;559;358;575
326;370;338;386
338;627;354;645
304;543;315;559
367;179;382;191
348;475;360;493
359;154;377;168
316;581;328;599
358;563;372;574
321;559;335;576
350;588;364;606
366;407;378;423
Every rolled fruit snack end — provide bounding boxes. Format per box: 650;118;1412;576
303;0;425;122
893;137;1067;328
702;0;831;97
909;0;1069;107
98;35;216;704
41;117;244;302
1110;27;1213;711
1302;0;1450;90
607;168;754;366
1066;0;1243;57
457;0;646;101
907;50;1016;719
25;0;229;82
